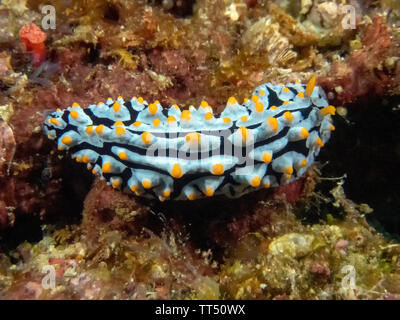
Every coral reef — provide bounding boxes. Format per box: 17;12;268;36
1;174;400;299
319;15;400;105
0;0;399;299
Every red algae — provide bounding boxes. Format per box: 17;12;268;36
319;16;400;106
19;24;47;67
274;178;306;204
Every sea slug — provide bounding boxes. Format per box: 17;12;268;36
43;77;335;201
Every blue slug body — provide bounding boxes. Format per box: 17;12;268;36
43;77;335;201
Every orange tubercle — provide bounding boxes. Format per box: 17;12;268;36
171;163;183;179
142;179;152;189
212;163;224;175
251;176;261;187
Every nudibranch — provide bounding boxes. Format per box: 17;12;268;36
43;77;335;201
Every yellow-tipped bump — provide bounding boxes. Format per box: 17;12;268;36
70;110;79;119
200;101;209;108
142;179;152;189
167;116;176;123
285;166;293;175
187;193;196;201
141;132;152;145
240;127;249;142
262;152;272;163
112;179;120;189
320;105;336;116
205;186;214;197
163;190;171;198
113;101;121;112
153;118;161;127
185;132;201;145
315;137;324;147
305;75;316;97
300;128;309;139
102;162;111;173
251;176;261;187
255;102;264;112
95;125;104;135
115;126;126;135
283;111;294;122
50;118;60;126
149;103;158;114
86;126;94;134
82;154;89;163
181;110;192;121
227;97;237;105
133;121;141;127
61;136;72;145
267;117;279;132
119;152;128;160
212;163;224;175
204;112;213;120
171;163;183;179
